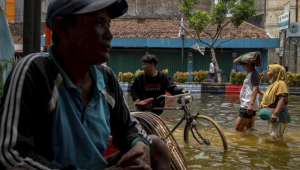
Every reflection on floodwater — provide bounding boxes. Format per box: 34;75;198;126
124;92;300;169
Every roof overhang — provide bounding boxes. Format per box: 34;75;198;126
111;38;279;48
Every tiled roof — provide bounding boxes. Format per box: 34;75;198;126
8;18;269;44
111;18;269;39
9;21;46;44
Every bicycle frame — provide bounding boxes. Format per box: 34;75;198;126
134;94;210;145
152;105;190;135
131;93;228;151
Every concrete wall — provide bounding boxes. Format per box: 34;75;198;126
267;48;279;64
14;0;47;21
254;0;300;73
255;0;266;16
246;14;265;29
266;0;297;38
15;0;23;21
246;0;266;29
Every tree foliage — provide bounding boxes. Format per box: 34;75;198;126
180;0;255;34
179;0;255;83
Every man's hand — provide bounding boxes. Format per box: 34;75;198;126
257;86;264;96
247;105;253;115
134;99;141;106
182;89;188;93
124;141;151;168
105;141;151;170
270;114;278;124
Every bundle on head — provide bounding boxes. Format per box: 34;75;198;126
233;52;262;66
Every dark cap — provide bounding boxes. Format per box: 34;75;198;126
46;0;128;31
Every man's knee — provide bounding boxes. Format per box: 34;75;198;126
149;135;171;170
150;135;169;155
235;122;244;131
235;125;243;131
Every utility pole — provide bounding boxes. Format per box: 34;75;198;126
23;0;41;56
181;34;184;72
179;15;185;72
23;0;34;56
33;0;41;53
295;0;299;73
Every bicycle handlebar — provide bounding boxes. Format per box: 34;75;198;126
156;92;191;100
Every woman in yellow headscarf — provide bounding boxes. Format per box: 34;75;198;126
258;64;291;140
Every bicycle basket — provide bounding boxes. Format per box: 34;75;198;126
177;95;193;105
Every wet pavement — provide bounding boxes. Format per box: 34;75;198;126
124;92;300;170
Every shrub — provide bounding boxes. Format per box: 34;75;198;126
295;73;300;85
192;70;209;82
286;71;296;86
118;72;122;82
229;70;246;84
235;72;247;84
134;69;144;77
118;72;134;82
173;71;190;83
162;69;168;74
259;70;269;84
229;70;237;84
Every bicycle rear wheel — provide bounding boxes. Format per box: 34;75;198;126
132;112;189;170
183;115;228;152
221;75;227;83
214;75;227;84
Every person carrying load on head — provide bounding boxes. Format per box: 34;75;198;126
233;52;262;131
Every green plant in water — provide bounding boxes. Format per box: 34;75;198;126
118;72;134;82
173;71;190;83
286;71;296;86
295;73;300;86
134;69;144;77
229;70;237;84
192;70;209;83
235;72;247;84
162;69;168;75
259;70;269;84
118;72;123;82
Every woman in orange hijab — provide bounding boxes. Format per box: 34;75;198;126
258;64;291;140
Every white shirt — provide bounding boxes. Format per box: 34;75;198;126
209;62;215;73
240;72;260;111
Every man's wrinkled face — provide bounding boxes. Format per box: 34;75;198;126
65;9;113;65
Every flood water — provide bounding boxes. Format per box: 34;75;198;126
124;92;300;170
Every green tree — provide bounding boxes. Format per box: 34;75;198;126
180;0;255;83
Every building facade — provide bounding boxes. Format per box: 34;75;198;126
4;0;47;22
6;0;280;82
250;0;300;73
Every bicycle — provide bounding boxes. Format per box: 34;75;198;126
205;69;227;84
131;93;228;152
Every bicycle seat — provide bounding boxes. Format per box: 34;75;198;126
135;98;154;109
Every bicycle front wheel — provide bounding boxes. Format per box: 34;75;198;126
183;115;228;151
